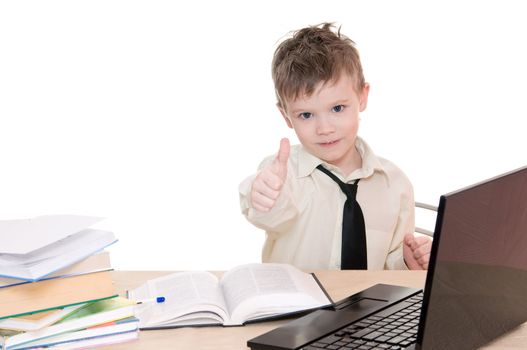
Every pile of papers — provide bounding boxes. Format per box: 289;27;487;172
0;215;138;350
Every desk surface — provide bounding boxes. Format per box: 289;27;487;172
97;270;525;350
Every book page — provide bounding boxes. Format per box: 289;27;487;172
220;263;331;325
129;271;229;328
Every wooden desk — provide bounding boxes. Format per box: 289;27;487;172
97;270;525;350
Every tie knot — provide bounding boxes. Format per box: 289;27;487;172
342;182;357;199
316;165;359;200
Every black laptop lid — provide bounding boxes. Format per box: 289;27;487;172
417;166;527;350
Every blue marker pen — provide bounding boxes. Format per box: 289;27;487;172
135;296;166;304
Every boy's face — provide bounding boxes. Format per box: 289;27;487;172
279;73;369;172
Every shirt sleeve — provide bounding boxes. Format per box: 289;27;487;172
384;177;415;270
238;157;299;234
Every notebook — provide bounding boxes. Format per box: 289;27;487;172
248;165;527;350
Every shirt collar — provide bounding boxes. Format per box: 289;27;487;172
297;137;388;183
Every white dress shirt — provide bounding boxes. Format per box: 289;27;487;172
239;137;414;270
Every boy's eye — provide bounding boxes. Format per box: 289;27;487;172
332;105;344;113
299;112;313;120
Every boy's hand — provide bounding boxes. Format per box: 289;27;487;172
403;233;432;270
250;138;290;212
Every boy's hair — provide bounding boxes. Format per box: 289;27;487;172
272;22;366;110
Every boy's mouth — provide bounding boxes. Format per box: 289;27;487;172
319;139;340;147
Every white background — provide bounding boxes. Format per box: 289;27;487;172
1;0;526;271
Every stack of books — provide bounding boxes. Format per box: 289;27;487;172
0;215;139;350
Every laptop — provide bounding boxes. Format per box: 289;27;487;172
248;165;527;350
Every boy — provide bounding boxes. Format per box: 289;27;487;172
239;23;431;270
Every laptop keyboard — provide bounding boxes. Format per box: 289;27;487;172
303;292;423;350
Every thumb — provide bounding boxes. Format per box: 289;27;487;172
273;138;290;179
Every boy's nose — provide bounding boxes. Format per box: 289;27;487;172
316;115;335;135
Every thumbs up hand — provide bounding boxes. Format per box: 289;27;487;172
250;138;290;212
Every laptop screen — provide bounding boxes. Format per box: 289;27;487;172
418;166;527;349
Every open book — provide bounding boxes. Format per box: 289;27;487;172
127;263;333;329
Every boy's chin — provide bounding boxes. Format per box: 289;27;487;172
311;147;344;163
316;153;341;165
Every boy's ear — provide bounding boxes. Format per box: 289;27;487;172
277;103;294;129
359;83;370;112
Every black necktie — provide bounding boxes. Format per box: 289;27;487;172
316;165;368;269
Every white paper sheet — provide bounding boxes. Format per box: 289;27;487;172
0;215;104;254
